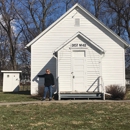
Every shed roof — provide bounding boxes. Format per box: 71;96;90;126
54;31;105;53
25;3;129;49
1;71;22;73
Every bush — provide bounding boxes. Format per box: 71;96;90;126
106;85;126;100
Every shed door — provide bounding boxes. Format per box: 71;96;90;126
4;74;13;91
72;50;86;91
3;73;19;92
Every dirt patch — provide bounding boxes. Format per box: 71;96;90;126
96;110;105;114
30;122;52;126
71;121;83;124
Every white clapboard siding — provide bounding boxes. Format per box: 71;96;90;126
58;36;101;92
30;6;126;94
86;45;100;92
58;42;72;91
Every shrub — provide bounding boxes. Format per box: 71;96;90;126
106;85;126;100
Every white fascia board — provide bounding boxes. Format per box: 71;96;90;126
77;4;129;48
78;32;105;53
54;32;80;52
25;3;129;48
54;32;105;53
25;4;79;48
1;70;22;73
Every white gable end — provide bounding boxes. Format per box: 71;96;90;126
57;35;101;92
54;32;105;54
26;4;129;48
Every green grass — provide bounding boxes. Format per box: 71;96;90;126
0;102;130;130
0;85;39;102
0;91;38;102
0;85;130;102
0;86;130;129
0;91;129;102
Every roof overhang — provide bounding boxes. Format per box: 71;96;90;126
54;31;105;54
1;70;22;73
25;3;129;49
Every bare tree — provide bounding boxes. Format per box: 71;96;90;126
14;0;60;43
0;24;10;85
92;0;106;18
0;0;129;79
0;24;9;67
103;0;130;70
0;0;23;70
0;0;60;76
103;0;130;39
61;0;78;11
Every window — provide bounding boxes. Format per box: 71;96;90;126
75;18;80;26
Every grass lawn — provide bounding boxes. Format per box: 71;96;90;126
0;85;39;102
0;85;130;102
0;91;130;103
0;102;130;130
0;91;38;103
0;86;130;129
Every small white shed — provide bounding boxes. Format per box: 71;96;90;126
25;4;129;100
1;71;22;92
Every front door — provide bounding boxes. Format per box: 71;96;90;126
72;50;86;92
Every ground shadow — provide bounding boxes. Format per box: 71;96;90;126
30;93;58;100
86;76;100;92
3;90;30;95
32;57;57;97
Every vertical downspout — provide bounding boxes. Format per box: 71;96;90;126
100;52;105;100
53;53;60;100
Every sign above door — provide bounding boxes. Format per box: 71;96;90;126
71;43;86;48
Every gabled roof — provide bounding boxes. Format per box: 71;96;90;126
25;3;129;48
54;31;105;53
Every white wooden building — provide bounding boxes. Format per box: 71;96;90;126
1;71;21;92
25;4;129;100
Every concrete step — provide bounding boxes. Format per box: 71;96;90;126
60;93;103;100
